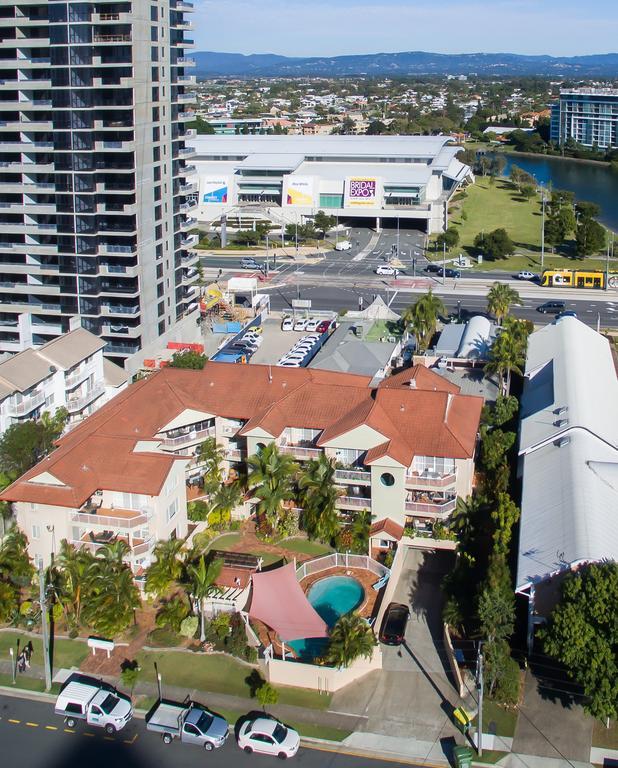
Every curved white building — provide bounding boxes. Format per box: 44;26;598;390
187;135;473;234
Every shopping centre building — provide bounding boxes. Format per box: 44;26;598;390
187;135;473;233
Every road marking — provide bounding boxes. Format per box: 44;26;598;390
45;726;58;731
82;733;95;738
123;733;138;744
103;736;115;741
8;719;20;724
64;728;75;734
26;722;39;727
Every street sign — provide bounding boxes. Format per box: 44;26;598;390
292;299;311;309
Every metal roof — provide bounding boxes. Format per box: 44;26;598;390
516;317;618;592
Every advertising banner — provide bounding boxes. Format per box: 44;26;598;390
202;177;229;204
283;176;315;207
345;177;379;207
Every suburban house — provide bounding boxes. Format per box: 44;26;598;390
516;317;618;651
0;328;128;434
1;362;483;572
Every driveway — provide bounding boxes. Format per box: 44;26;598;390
331;548;464;742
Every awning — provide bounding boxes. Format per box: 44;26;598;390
248;562;328;642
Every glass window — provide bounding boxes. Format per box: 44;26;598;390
380;472;395;487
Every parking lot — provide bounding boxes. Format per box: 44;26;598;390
332;548;463;743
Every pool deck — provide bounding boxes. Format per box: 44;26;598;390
251;566;383;660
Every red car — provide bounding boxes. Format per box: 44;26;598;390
317;319;334;334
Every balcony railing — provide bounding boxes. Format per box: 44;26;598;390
404;498;457;516
159;424;215;448
70;508;151;529
65;362;96;388
226;447;243;461
279;444;322;460
337;495;371;508
405;471;457;489
6;390;45;416
67;382;106;413
334;468;371;484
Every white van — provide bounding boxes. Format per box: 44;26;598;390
334;240;352;251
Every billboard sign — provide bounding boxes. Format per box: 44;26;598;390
202;177;229;204
345;177;379;207
283;176;315;207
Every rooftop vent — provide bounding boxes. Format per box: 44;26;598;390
554;406;568;416
553;418;569;428
555;436;571;448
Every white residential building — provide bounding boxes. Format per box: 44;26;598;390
0;327;127;432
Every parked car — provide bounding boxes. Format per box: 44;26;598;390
317;319;334;334
277;360;302;368
537;301;566;314
379;602;410;646
146;700;228;750
305;318;319;332
517;270;537;281
240;257;260;270
424;263;442;274
243;334;262;347
237;717;300;759
281;316;294;331
443;268;461;278
293;318;308;331
375;265;399;276
334;240;352;251
55;679;133;734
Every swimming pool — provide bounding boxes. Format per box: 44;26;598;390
288;575;365;660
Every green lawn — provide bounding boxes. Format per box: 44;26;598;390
482;700;518;737
279;538;333;558
206;533;242;552
0;631;89;672
435;176;616;273
365;320;403;342
473;749;509;764
135;649;331;710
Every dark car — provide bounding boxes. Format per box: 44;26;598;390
537;301;566;314
379;602;410;646
443;268;461;278
424;263;442;274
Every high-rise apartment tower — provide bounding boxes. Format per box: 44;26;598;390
0;0;200;363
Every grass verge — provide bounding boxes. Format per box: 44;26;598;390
205;706;350;742
135;649;331;710
482;700;518;737
279;538;333;558
0;673;61;695
473;749;508;764
0;631;89;672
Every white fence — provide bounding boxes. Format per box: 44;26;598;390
295;552;390;582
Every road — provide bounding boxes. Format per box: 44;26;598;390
0;693;421;768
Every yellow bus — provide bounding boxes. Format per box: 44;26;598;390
541;270;618;289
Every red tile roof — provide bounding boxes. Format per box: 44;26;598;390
370;518;404;541
1;362;482;507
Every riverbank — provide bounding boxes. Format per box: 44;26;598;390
466;141;614;167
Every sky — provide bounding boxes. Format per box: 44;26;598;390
193;0;618;57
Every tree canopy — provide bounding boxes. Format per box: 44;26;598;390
0;408;68;480
168;350;209;370
474;228;514;261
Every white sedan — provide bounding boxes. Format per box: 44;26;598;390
237;717;300;759
517;270;537;281
375;265;400;276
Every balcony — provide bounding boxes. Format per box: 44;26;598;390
404;495;457;518
6;389;45;417
405;471;457;489
159;424;215;448
65;362;96;388
334;468;371;485
66;382;106;413
73;533;154;558
70;506;152;530
93;33;132;43
181;233;198;248
226;447;243;461
278;443;322;460
337;495;371;509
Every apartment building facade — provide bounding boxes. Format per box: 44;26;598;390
1;363;482;571
0;0;200;363
550;88;618;149
0;327;127;432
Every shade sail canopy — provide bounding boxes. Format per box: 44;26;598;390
248;562;328;642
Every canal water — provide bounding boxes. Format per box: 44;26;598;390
493;153;618;231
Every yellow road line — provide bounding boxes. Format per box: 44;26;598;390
45;726;58;731
82;733;95;738
103;736;115;742
63;728;75;734
123;734;138;745
25;722;39;727
8;719;20;724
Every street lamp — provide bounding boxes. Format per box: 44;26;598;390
540;183;547;271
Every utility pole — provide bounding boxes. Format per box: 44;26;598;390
605;230;611;292
476;643;484;757
540;186;546;271
265;232;269;278
396;216;400;259
442;241;446;285
39;566;52;692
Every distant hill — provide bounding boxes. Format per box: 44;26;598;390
193;50;618;78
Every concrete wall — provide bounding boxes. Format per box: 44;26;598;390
262;646;383;693
370;463;406;526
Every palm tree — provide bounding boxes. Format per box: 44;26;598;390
450;496;477;546
186;555;223;642
298;455;341;543
0;528;34;588
484;327;525;395
486;282;521;326
247;443;297;535
84;565;140;637
198;437;226;494
402;290;445;353
350;509;371;554
145;538;184;597
326;614;376;668
54;540;92;624
208;482;243;529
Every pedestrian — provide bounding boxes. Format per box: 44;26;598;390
17;651;26;673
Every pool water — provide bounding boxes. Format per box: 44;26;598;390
288;575;365;660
